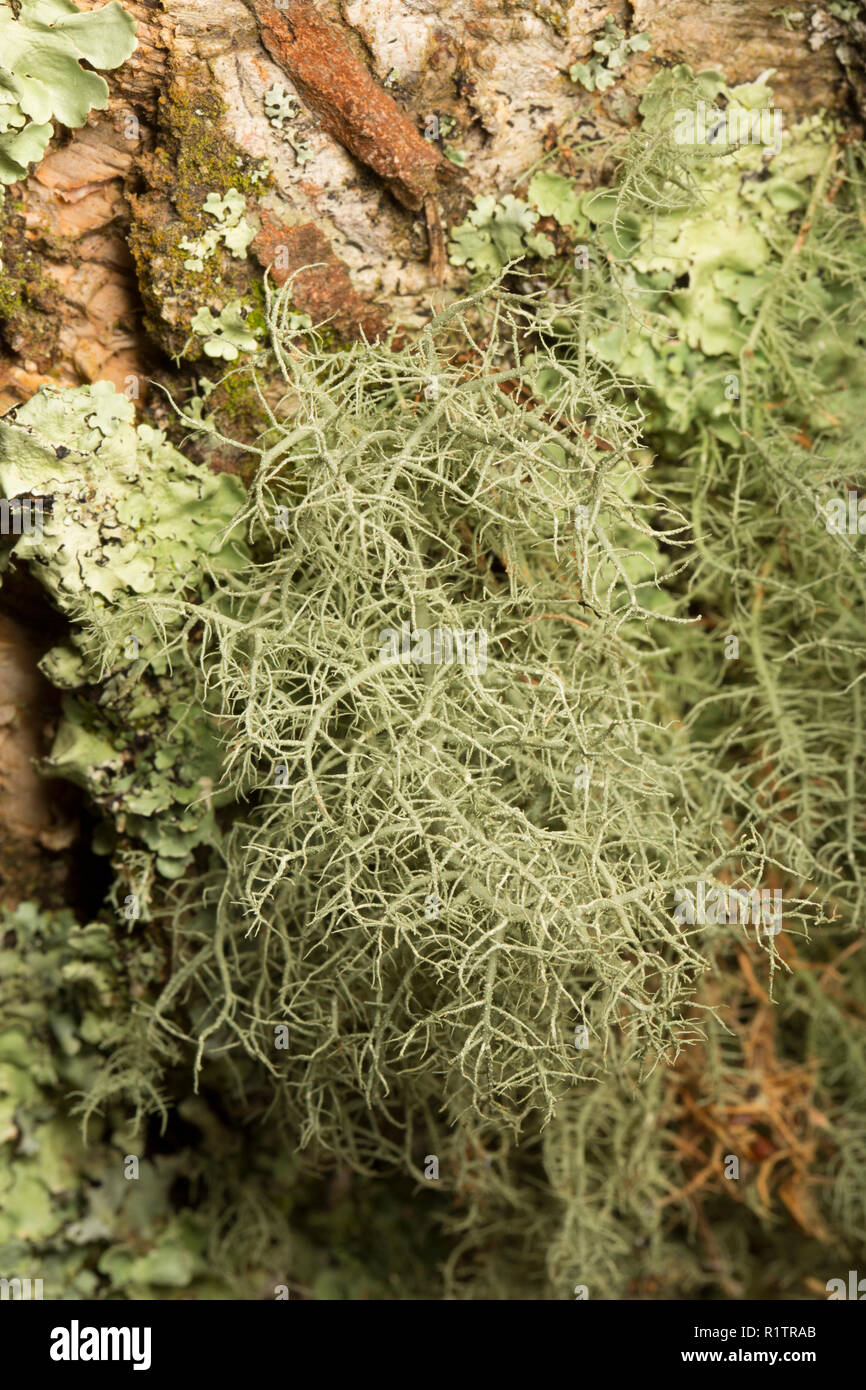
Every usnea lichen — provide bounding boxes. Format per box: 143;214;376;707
2;56;865;1303
88;284;781;1163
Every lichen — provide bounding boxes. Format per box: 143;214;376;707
127;64;270;360
263;82;315;166
0;0;135;294
3;58;866;1305
0;381;250;882
568;15;650;93
189;300;262;359
179;190;256;272
0;899;429;1299
0;0;137;185
448;193;555;274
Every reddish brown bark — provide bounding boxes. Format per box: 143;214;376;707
248;0;449;212
252;212;387;340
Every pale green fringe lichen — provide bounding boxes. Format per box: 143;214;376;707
1;64;865;1300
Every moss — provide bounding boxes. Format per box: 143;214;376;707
148;66;270;223
128;61;271;362
530;1;569;34
128;211;228;358
207;367;267;428
32;230;84;265
244;275;269;336
0;270;25;325
0;203;62;364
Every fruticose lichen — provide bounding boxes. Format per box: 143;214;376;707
2;56;866;1303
